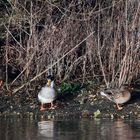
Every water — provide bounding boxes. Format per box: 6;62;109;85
0;118;140;140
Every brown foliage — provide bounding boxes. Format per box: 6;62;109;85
0;0;139;92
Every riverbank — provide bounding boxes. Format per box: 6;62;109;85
0;84;140;119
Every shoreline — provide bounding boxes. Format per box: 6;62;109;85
0;85;140;119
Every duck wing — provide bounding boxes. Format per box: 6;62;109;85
38;87;57;103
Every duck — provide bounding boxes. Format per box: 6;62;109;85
38;75;57;111
100;85;132;110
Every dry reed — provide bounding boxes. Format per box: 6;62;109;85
1;0;139;93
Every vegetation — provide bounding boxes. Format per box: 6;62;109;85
0;0;139;94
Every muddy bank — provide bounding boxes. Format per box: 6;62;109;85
0;85;140;119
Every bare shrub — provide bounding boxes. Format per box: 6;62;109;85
1;0;139;93
95;0;140;88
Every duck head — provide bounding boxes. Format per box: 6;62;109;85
46;75;54;88
100;90;113;101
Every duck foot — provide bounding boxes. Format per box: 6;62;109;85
49;105;57;110
49;102;57;110
116;104;123;110
49;106;56;110
40;104;46;111
40;108;46;111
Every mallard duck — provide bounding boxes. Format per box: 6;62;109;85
38;75;57;111
100;85;132;110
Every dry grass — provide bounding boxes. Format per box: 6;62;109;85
1;0;140;93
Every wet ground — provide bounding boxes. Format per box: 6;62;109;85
0;84;140;119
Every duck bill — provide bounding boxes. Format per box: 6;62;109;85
100;91;112;101
47;79;51;87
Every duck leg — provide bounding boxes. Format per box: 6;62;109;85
116;103;123;110
49;102;56;109
40;103;46;111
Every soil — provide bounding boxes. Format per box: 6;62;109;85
0;84;140;119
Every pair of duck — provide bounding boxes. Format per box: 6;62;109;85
38;75;133;111
0;72;132;111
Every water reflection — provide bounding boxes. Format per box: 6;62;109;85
99;119;133;140
0;118;140;140
38;121;54;138
0;118;38;140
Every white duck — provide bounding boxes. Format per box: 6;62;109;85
38;75;57;111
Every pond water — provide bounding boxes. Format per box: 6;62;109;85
0;117;140;140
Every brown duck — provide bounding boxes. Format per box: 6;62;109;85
100;85;132;110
